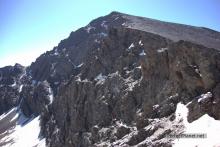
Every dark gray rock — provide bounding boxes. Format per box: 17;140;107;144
20;81;51;117
0;63;25;114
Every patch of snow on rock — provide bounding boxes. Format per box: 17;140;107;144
94;39;100;43
153;104;159;110
139;50;146;56
139;40;144;46
85;25;95;33
127;43;134;51
10;81;16;87
136;65;141;69
99;32;108;37
101;21;108;29
76;63;84;68
0;108;17;121
54;48;59;56
125;77;138;91
19;85;23;93
114;17;119;21
48;87;54;104
157;48;168;53
197;92;212;103
95;73;107;85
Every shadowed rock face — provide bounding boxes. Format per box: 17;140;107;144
1;12;220;146
0;64;24;115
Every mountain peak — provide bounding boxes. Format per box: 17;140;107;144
1;12;220;147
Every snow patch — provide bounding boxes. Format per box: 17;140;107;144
127;43;134;51
94;39;100;43
48;87;54;104
10;81;16;87
174;102;220;147
95;73;107;85
153;104;159;110
82;79;89;83
76;76;81;82
19;69;26;80
99;32;108;37
136;66;141;69
157;48;168;53
54;48;59;56
139;50;146;56
19;85;23;92
10;113;19;122
197;92;212;103
0;109;45;147
139;40;144;46
195;68;202;77
85;25;95;33
76;63;84;68
0;108;16;121
125;77;139;91
175;103;188;123
101;21;108;29
114;17;119;21
168;93;179;99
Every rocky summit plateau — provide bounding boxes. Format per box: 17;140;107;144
0;11;220;147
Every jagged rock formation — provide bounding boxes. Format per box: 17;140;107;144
0;64;24;114
0;11;220;147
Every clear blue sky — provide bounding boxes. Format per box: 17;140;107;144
1;0;220;67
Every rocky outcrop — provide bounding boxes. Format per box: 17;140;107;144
0;64;25;115
20;81;52;117
41;25;220;146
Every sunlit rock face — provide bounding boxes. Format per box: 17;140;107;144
0;12;220;147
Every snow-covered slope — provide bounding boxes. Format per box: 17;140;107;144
174;103;220;147
0;108;45;147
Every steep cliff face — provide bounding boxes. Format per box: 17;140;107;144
0;64;25;115
1;12;220;147
40;26;220;146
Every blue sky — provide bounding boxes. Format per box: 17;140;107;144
0;0;220;67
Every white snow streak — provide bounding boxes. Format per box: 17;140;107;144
48;87;54;104
127;43;134;51
76;63;84;68
197;92;212;103
19;85;23;93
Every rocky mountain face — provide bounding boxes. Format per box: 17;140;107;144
1;11;220;147
0;64;24;114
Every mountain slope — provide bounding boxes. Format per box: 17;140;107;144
122;12;220;49
0;11;220;147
